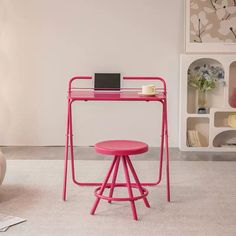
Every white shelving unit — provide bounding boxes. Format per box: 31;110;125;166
179;54;236;152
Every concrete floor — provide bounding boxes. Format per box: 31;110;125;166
1;159;236;236
1;147;236;235
1;146;236;161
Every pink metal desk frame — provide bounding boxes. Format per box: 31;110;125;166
63;76;170;202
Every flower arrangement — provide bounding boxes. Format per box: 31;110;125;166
188;64;225;92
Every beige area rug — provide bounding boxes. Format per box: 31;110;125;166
0;160;236;236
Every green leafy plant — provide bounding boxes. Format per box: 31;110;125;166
188;64;225;92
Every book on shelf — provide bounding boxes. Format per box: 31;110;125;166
187;130;202;147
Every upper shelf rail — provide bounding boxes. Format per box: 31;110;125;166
68;76;167;94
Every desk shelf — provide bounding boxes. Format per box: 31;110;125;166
69;90;166;102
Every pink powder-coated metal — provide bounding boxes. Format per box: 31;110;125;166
94;184;149;201
62;75;170;203
123;76;167;93
108;155;120;204
68;76;92;91
69;90;166;101
95;140;148;156
123;76;165;80
90;148;150;221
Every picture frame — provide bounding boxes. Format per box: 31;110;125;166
185;0;236;53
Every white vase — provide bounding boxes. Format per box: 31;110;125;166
0;150;6;185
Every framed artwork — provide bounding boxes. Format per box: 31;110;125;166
185;0;236;52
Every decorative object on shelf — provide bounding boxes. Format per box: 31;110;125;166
197;90;208;114
0;150;6;185
213;129;236;147
228;113;236;128
230;88;236;108
185;0;236;52
187;130;202;147
188;63;225;114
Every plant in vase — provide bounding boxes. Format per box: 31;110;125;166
188;64;225;114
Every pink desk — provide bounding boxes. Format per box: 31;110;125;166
63;76;170;202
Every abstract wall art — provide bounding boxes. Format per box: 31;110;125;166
185;0;236;52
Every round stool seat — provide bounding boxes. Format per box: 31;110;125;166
95;140;148;156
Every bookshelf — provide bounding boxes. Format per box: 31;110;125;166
180;54;236;152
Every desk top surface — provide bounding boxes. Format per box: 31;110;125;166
69;90;166;101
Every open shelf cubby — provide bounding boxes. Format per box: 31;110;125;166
214;111;236;127
213;130;236;148
187;117;209;148
187;58;224;114
180;54;236;152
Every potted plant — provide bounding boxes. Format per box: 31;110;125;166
188;64;225;114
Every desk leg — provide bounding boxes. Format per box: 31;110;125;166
68;101;77;185
64;100;103;188
62;99;170;197
63;99;70;201
158;101;165;184
164;100;170;202
141;102;164;187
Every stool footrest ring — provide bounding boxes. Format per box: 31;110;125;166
94;184;149;202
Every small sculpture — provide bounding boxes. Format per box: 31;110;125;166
228;113;236;128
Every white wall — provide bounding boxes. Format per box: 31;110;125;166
0;0;184;147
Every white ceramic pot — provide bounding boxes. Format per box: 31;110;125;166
0;150;6;185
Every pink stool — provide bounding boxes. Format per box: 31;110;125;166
90;140;150;220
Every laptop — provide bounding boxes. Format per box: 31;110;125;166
94;73;121;92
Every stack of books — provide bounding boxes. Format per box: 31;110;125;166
187;130;202;147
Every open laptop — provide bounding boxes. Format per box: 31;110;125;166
94;73;121;92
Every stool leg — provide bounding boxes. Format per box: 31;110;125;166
126;156;150;208
90;156;118;215
122;156;138;221
108;156;121;203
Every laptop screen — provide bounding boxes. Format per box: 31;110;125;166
94;73;121;91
